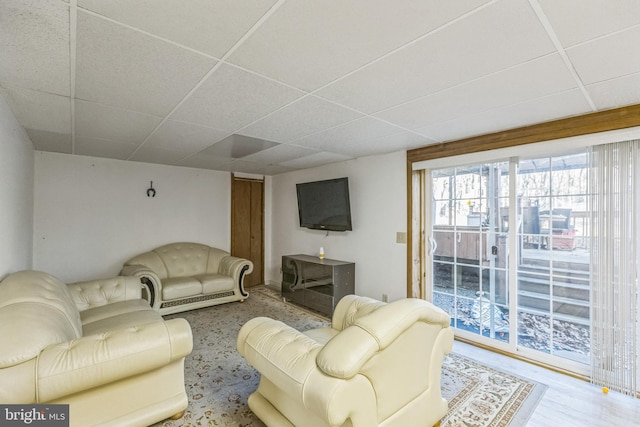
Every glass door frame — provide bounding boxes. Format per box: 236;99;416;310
424;158;517;355
423;155;590;377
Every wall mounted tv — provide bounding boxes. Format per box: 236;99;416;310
296;177;352;231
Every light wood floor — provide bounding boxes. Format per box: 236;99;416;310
453;340;640;426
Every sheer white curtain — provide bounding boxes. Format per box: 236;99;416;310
590;139;640;396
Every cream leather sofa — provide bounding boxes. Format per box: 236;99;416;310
0;270;193;427
237;294;454;427
120;242;254;315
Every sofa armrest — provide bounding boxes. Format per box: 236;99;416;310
238;317;320;389
318;299;452;379
67;276;143;311
219;256;253;297
120;264;162;310
238;317;377;426
331;294;386;331
37;318;192;402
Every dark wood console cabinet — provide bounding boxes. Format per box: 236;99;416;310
281;254;355;317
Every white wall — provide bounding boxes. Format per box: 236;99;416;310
0;94;34;278
34;152;231;282
269;150;407;302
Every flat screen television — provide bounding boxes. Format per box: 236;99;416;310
296;177;352;231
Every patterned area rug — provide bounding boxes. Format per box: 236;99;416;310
154;287;546;427
440;354;546;426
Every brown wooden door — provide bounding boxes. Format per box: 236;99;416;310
231;175;264;288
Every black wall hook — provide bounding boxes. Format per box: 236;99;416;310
146;181;156;197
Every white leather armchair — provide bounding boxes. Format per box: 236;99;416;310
0;270;193;427
237;294;454;427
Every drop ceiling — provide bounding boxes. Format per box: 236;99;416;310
2;0;640;175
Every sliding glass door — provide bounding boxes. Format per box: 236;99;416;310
431;162;510;344
515;153;590;364
427;152;591;371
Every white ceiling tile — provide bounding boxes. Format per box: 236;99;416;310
74;135;137;160
129;147;187;165
416;89;593;142
375;54;577;130
75;100;162;144
358;131;435;157
254;164;299;175
75;12;216;117
178;153;231;170
0;0;70;95
243;144;317;165
200;134;280;158
26;129;72;153
538;0;640;47
227;0;492;91
567;25;640;85
241;144;319;164
145;120;229;154
294;117;405;155
238;95;363;142
215;159;265;174
317;0;556;114
279;152;352;169
77;0;278;58
587;73;640;111
0;85;71;134
171;64;305;131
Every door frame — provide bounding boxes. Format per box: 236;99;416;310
231;174;265;287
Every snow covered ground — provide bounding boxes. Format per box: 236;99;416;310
434;288;590;364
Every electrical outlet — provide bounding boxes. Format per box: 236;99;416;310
396;232;407;244
382;293;389;302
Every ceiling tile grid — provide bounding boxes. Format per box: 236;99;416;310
415;89;594;142
237;95;364;143
74;100;163;144
144;120;230;155
373;53;578;131
1;0;640;174
74;135;138;160
168;63;305;132
316;0;558;114
565;25;640;86
226;0;494;92
76;0;280;58
0;85;71;136
74;11;218;117
537;0;640;47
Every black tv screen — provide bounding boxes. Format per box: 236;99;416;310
296;177;352;231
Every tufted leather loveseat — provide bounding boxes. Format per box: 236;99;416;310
0;270;193;427
237;294;454;427
120;242;254;315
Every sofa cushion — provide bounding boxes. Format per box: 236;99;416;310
162;277;202;300
303;327;339;345
156;243;210;277
205;247;229;273
80;299;152;326
82;309;164;336
196;273;234;294
68;276;142;311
